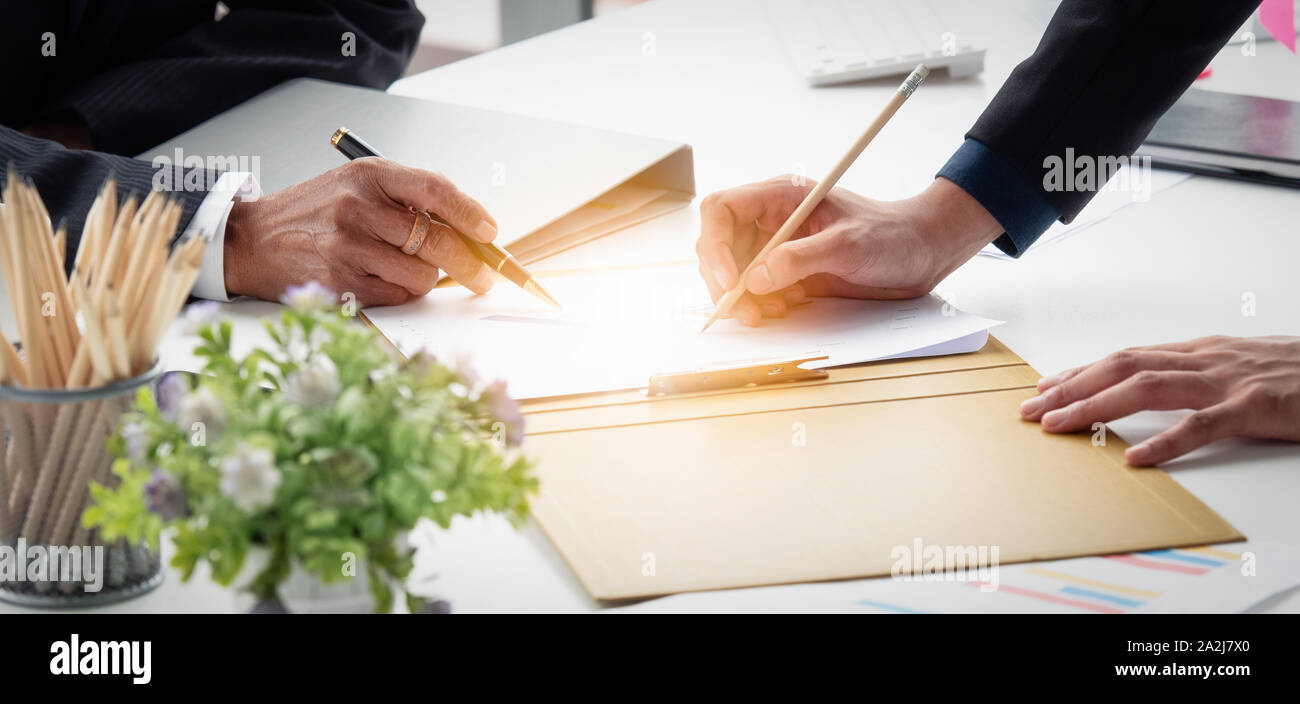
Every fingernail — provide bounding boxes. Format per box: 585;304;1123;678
1019;395;1043;417
782;287;809;305
475;220;497;241
1040;401;1078;430
1126;442;1151;465
747;264;773;293
711;265;734;290
762;301;782;317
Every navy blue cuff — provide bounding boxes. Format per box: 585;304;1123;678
935;139;1060;258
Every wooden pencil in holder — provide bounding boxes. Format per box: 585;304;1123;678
0;362;166;606
0;172;204;606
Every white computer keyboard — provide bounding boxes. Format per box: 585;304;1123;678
767;0;986;86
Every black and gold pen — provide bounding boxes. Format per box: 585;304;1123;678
330;127;561;309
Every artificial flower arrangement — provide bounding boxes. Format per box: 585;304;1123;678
82;283;536;613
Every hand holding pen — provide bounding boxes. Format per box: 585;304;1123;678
332;127;560;308
224;155;503;306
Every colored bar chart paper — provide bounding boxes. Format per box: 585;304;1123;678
611;541;1300;614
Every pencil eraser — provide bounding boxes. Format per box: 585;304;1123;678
900;65;929;97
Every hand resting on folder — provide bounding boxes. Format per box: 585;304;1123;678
223;158;499;305
1021;336;1300;466
696;177;1300;466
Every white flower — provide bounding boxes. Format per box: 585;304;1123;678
176;386;227;440
181;301;223;335
121;421;149;463
284;355;341;407
219;445;282;512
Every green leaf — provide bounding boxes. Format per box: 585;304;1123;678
405;592;427;615
83;302;538;612
367;562;393;614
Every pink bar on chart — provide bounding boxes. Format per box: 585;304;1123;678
1105;554;1209;576
966;582;1125;614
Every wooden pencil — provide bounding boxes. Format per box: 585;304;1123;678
48;400;110;547
3;401;35;521
0;330;28;388
19;184;78;372
104;287;131;380
20;402;81;542
2;175;46;386
1;172;206;549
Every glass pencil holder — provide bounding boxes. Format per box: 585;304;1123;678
0;361;165;608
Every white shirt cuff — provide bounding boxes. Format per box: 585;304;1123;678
186;171;261;301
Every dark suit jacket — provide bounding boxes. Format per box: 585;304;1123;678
966;0;1260;230
1;0;422;269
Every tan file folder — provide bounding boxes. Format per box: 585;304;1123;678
142;79;695;265
518;336;1243;601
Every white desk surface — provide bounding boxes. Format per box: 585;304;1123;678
4;0;1297;613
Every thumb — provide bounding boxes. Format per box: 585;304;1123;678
745;227;847;295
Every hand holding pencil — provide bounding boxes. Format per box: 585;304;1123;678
695;65;1004;329
700;65;932;331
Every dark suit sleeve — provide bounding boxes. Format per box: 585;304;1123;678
937;0;1259;257
49;0;424;156
1;126;212;275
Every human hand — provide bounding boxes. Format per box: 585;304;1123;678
223;158;499;306
695;175;1003;325
1021;335;1300;466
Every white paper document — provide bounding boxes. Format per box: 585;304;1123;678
363;263;1001;399
609;541;1300;614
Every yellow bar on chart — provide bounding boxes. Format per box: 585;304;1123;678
1182;546;1243;561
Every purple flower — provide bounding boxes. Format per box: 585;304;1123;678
181;300;222;335
155;372;190;423
481;379;524;447
417;599;452;614
280;281;338;311
144;470;188;521
248;597;289;614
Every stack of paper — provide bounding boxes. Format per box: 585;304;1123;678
363;262;1001;399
